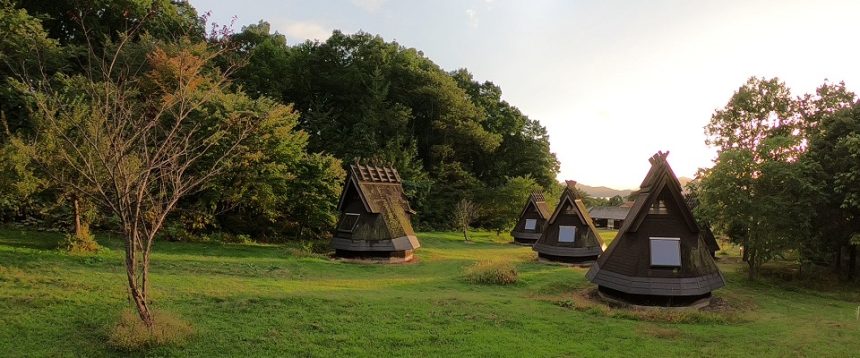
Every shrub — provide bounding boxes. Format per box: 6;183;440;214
463;260;518;285
210;232;252;244
287;240;331;259
62;228;100;255
107;309;193;351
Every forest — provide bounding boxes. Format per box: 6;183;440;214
1;0;562;242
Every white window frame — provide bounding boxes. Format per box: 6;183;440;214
558;226;576;243
650;237;681;267
524;219;537;231
337;213;361;233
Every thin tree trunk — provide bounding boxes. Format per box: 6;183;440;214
73;198;82;238
835;246;842;273
124;230;154;328
463;226;468;242
747;248;757;280
747;260;757;280
849;245;857;280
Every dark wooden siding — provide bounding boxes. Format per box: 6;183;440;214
599;188;718;279
539;204;600;249
513;203;547;233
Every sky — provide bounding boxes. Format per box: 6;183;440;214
190;0;860;189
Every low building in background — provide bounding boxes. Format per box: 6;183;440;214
588;206;630;229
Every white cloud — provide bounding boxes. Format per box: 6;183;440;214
466;8;479;28
352;0;387;13
274;20;332;42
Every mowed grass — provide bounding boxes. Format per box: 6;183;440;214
1;228;859;357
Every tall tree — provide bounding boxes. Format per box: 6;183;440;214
19;31;274;326
699;77;815;279
802;84;860;277
477;176;542;235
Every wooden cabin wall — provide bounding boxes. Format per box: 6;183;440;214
600;189;717;279
542;212;599;249
513;204;546;233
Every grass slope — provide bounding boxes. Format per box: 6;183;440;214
0;228;858;357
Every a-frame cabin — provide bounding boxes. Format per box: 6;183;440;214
330;163;420;263
586;152;725;306
532;181;604;264
510;191;551;245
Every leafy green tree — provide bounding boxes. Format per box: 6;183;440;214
14;0;203;46
802;84;860;277
477;176;542;234
0;1;66;139
608;195;624;206
699;77;815;279
283;153;345;241
451;69;559;188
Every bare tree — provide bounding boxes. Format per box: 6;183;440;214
453;198;479;241
22;31;258;327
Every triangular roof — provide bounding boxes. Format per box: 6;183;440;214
684;195;721;254
614;151;699;235
517;191;551;220
337;163;415;215
533;181;605;254
546;184;603;242
587;151;724;296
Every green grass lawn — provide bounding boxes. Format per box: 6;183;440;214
1;228;859;357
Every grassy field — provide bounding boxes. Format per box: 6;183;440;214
1;228;859;357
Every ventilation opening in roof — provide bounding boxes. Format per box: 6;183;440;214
649;199;669;214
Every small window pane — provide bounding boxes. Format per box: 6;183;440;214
337;213;360;232
558;226;576;243
524;219;537;230
650;237;681;267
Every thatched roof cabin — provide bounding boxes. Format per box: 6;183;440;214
330;163;420;262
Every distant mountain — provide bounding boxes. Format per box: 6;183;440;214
576;183;634;199
576;176;694;199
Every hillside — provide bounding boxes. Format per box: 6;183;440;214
576;183;634;199
577;176;693;198
1;228;858;356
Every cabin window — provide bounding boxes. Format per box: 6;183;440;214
649;200;669;214
524;219;537;231
558;226;576;243
650;237;681;267
337;213;361;232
